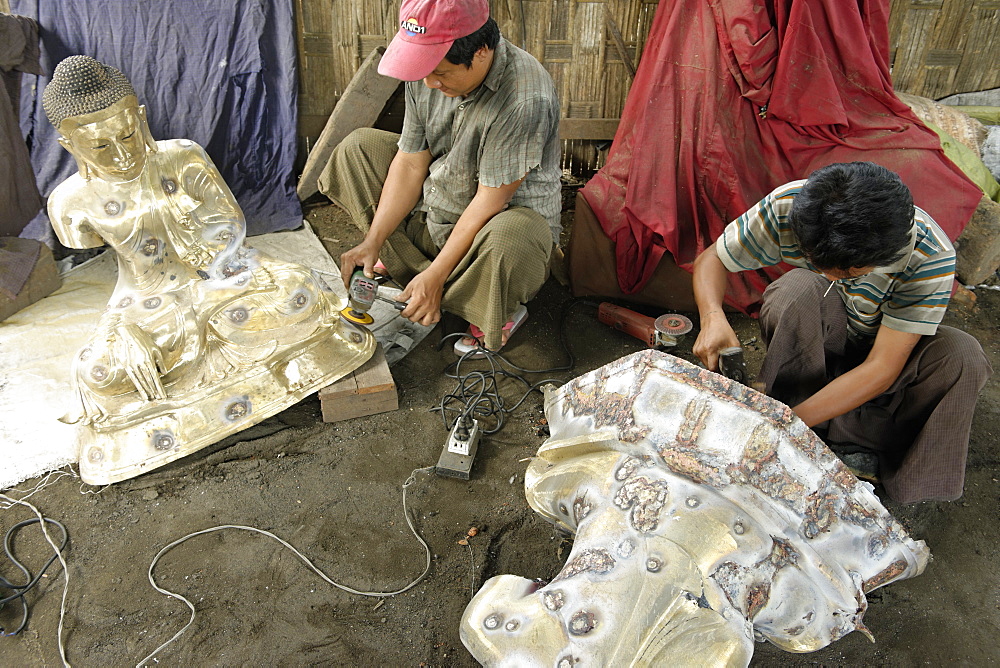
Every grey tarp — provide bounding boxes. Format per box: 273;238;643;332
0;13;43;239
13;0;301;238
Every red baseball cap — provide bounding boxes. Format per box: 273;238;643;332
378;0;490;81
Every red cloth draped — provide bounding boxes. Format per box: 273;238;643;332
580;0;982;313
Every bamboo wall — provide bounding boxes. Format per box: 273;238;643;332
889;0;1000;99
296;0;658;171
299;0;999;171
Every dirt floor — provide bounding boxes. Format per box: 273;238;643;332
2;194;999;667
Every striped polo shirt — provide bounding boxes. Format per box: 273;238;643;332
716;180;956;338
398;36;562;248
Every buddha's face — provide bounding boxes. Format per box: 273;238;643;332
60;101;148;182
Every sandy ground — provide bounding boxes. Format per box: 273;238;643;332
1;197;999;667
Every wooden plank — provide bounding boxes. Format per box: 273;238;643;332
296;46;401;200
319;343;398;422
604;5;636;78
560;118;619;140
298;113;333;138
352;346;396;396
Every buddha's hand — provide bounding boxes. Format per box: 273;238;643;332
109;323;166;401
182;244;214;271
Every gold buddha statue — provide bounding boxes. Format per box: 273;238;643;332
43;55;374;484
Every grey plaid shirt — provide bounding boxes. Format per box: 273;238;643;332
398;37;562;248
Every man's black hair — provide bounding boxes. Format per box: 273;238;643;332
445;17;500;67
789;162;914;271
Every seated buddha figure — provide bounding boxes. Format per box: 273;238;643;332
43;55;374;484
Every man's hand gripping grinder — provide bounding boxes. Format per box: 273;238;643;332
598;303;750;385
340;268;405;325
338;269;478;479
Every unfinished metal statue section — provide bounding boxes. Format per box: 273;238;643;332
44;57;375;484
461;350;930;666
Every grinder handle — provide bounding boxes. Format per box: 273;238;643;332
597;302;657;347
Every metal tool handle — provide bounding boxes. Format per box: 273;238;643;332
718;346;747;384
377;294;407;311
597;302;657;347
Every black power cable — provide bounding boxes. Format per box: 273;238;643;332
433;298;600;434
0;517;69;637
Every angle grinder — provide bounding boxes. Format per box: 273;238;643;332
341;268;378;325
340;267;407;325
597;302;693;348
718;346;748;384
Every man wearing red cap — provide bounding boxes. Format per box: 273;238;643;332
320;0;561;356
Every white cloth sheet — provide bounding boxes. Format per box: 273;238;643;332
0;223;430;490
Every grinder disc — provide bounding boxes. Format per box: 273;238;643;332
654;313;693;336
340;306;374;325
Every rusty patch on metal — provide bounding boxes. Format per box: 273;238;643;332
801;485;842;538
542;589;565;611
675;398;711;448
552;548;616;583
568;610;597;635
615;457;640;481
840;498;880;533
863;559;909;592
712;537;800;618
727;424;806;506
573;494;593;524
831;466;859;490
560;361;652;443
655;399;729;487
614;475;669;533
745;582;773;619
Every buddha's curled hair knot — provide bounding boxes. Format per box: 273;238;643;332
43;55;136;128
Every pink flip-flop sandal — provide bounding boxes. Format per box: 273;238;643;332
454;304;528;358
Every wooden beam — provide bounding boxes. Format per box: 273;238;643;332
604;6;636;79
297;47;401;201
559;118;620;141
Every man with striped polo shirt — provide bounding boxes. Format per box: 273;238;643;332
320;0;560;356
693;162;991;504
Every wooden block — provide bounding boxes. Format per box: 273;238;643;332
296;46;402;201
318;342;398;422
559;118;620;141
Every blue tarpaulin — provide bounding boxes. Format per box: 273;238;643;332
14;0;301;237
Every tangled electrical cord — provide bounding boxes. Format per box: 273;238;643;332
0;493;72;668
0;517;68;637
433;298;598;434
136;466;435;667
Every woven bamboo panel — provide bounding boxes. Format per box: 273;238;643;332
298;0;658;172
296;0;339;139
888;0;1000;99
296;0;997;170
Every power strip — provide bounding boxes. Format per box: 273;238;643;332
447;416;480;455
436;417;481;479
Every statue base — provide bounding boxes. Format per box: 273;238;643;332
78;316;376;484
